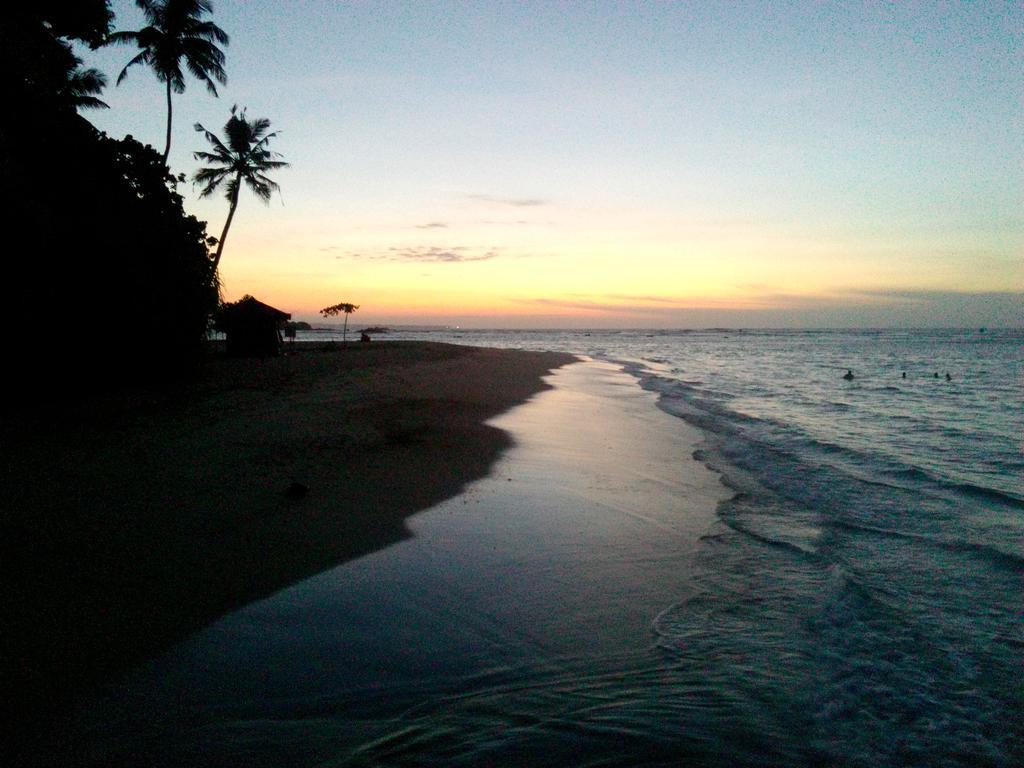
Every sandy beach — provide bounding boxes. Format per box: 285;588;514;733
12;330;1014;766
42;357;731;766
2;341;574;756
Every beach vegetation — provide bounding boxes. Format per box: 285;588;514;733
320;302;360;343
60;61;110;110
1;1;113;112
4;0;219;391
193;105;288;272
106;0;229;164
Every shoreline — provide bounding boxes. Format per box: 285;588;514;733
3;341;575;753
52;358;731;766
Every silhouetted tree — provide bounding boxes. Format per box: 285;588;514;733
4;1;220;749
0;2;112;114
193;105;287;271
60;60;109;109
11;126;219;385
320;302;360;343
107;0;228;164
3;1;219;392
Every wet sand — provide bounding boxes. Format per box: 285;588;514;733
54;360;730;766
2;341;574;759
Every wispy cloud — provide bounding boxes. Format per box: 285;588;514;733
338;246;502;263
468;194;548;207
604;293;693;305
390;246;499;263
415;222;448;229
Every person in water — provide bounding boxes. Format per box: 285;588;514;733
843;369;854;380
945;373;952;381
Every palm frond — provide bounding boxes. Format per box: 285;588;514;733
107;0;228;106
248;117;273;138
186;52;225;95
192;19;230;46
115;49;151;84
135;0;161;23
198;73;220;96
105;29;143;46
193;166;229;184
64;66;110;110
192;149;231;165
193;167;231;198
77;96;109;110
193;121;232;157
193;164;231;184
244;174;279;203
254;159;289;172
168;68;188;93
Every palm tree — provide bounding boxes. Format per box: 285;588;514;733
320;303;360;343
107;0;228;164
193;105;287;271
61;60;110;110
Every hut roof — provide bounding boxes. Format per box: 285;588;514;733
215;295;291;332
218;295;291;323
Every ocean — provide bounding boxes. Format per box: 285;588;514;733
312;326;1023;765
66;328;1023;766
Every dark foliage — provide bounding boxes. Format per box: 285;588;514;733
0;2;112;111
1;1;218;394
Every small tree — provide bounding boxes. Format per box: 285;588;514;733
320;302;359;343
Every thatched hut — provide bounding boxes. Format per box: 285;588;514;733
215;295;291;357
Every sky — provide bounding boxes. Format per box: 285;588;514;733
80;1;1022;327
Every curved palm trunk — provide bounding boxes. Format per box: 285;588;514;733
211;172;243;272
162;80;173;165
343;313;349;344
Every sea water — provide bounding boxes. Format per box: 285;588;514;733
66;328;1023;766
360;327;1024;765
